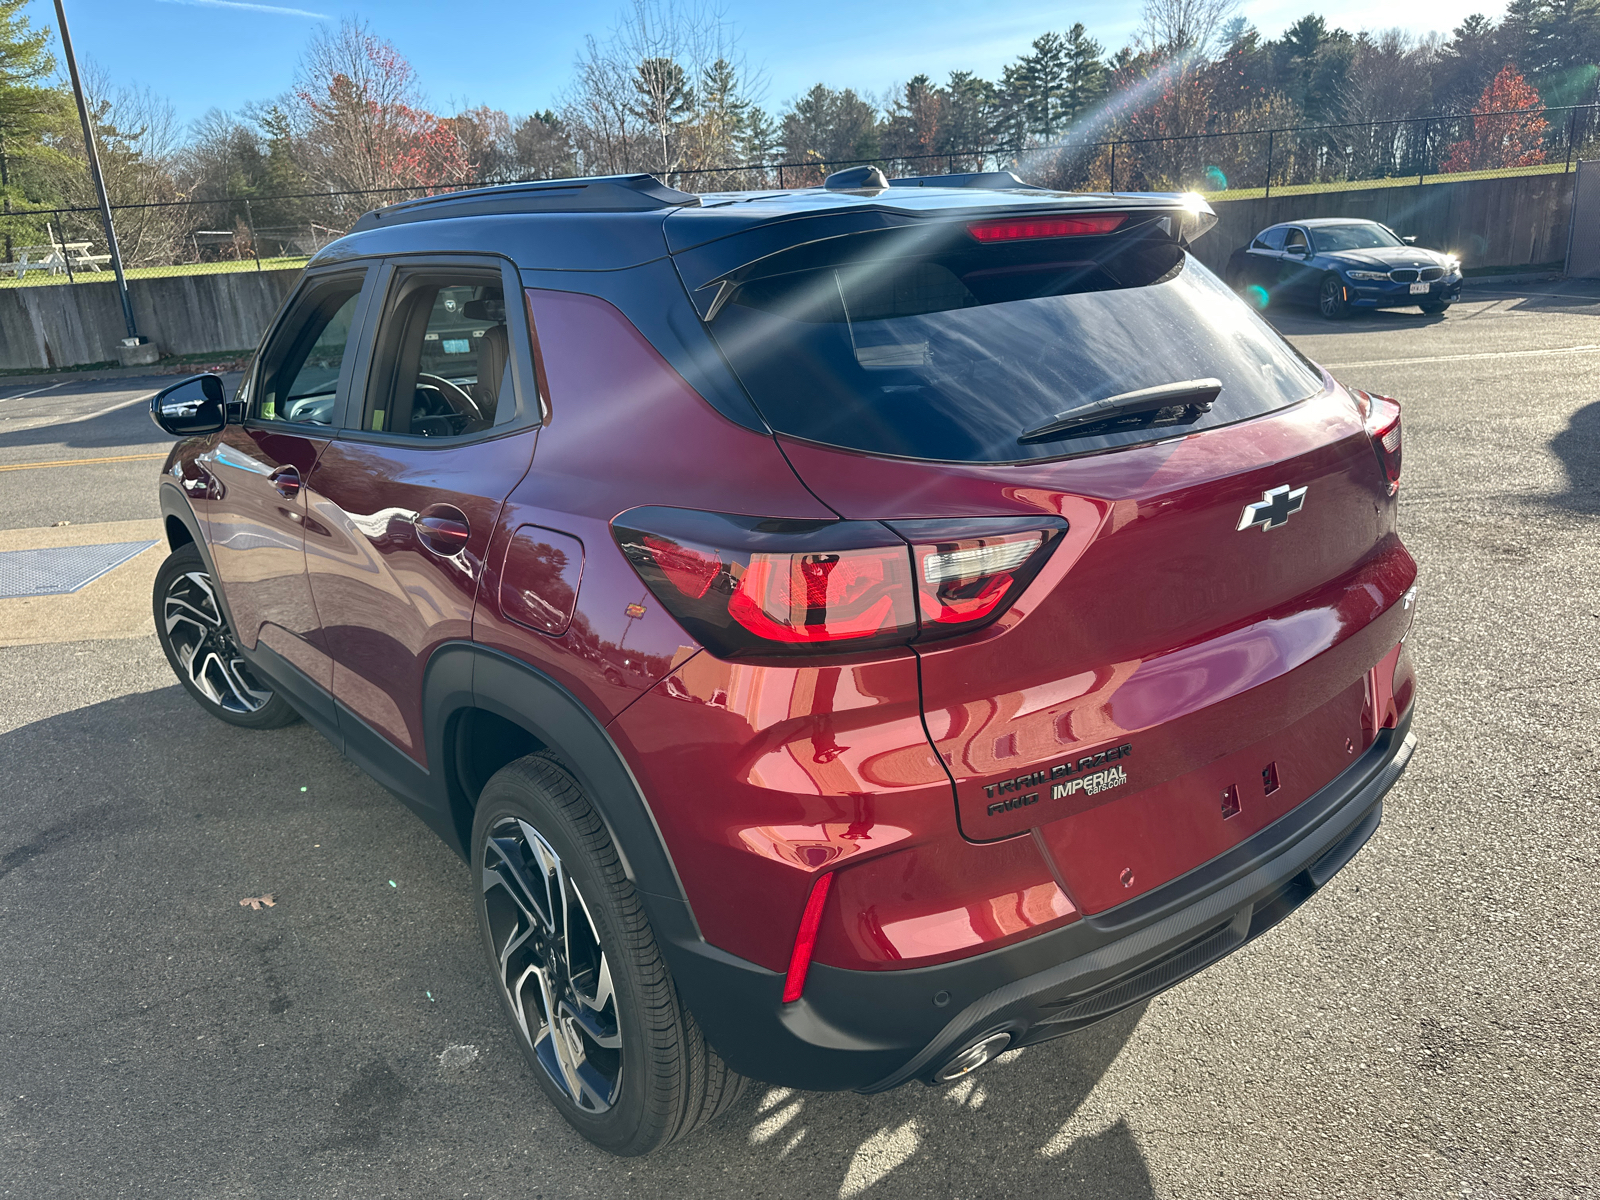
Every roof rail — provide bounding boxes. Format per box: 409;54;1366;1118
888;170;1045;191
350;174;700;232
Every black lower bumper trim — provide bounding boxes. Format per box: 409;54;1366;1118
662;711;1416;1093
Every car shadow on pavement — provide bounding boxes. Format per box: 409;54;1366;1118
0;375;238;455
674;1005;1158;1198
1548;398;1600;514
1265;307;1448;338
0;676;1159;1198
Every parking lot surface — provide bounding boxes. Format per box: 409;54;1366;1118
2;283;1597;1199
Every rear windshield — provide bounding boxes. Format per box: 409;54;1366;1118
703;224;1323;462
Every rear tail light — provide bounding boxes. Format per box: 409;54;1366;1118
912;528;1046;626
613;508;1065;659
1357;391;1403;494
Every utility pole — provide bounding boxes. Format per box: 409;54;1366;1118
53;0;138;341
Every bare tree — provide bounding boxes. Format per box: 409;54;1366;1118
563;0;760;182
1141;0;1239;59
43;66;184;265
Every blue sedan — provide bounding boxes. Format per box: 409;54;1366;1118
1225;218;1463;319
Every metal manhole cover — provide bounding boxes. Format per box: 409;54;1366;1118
0;540;160;599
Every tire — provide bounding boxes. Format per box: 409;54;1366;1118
1318;273;1351;320
472;753;747;1156
152;544;299;729
1420;299;1452;314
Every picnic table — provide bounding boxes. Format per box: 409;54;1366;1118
0;243;113;279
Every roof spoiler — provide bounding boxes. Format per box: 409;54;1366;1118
888;170;1046;191
350;174;700;232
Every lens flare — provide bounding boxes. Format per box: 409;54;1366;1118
1246;285;1269;310
1202;165;1228;191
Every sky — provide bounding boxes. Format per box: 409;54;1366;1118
27;0;1509;130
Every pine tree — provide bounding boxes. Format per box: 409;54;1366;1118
1062;23;1107;122
939;70;996;165
1021;31;1069;139
628;57;693;175
0;0;65;260
692;57;750;172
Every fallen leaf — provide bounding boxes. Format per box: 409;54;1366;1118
240;894;276;910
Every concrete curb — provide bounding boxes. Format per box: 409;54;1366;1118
0;362;246;387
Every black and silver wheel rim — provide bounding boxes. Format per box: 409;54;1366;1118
483;817;622;1113
1320;277;1344;316
162;570;274;714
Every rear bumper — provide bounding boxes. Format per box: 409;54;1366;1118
663;706;1416;1092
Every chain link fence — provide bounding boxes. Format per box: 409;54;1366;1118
4;103;1596;289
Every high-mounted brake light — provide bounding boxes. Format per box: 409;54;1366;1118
1358;391;1403;494
967;214;1127;242
614;508;1066;659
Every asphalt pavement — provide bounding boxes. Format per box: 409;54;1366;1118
1;282;1597;1199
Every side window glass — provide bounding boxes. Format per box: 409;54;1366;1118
1255;227;1286;251
1283;229;1308;252
363;273;513;439
255;279;364;425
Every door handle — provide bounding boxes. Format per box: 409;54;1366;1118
413;506;471;556
269;465;301;498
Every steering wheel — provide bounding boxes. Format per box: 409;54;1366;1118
417;372;486;426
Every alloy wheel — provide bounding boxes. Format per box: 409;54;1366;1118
1319;276;1346;318
483;816;623;1113
162;570;274;714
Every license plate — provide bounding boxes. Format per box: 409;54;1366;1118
1409;282;1430;294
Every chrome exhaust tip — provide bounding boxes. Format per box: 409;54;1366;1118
933;1032;1011;1084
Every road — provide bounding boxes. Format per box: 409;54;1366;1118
2;283;1597;1199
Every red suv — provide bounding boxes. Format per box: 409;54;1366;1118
148;170;1417;1156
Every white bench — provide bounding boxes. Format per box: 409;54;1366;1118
1;243;113;278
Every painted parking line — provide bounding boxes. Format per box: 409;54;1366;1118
0;381;66;403
0;452;167;473
1322;343;1600;370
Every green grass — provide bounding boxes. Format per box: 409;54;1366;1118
0;255;310;289
0;348;255;379
1201;160;1573;202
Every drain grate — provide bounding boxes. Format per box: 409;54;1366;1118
0;540;160;599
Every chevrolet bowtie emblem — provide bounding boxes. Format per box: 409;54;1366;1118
1237;484;1308;532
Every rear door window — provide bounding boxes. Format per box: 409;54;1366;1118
701;223;1322;463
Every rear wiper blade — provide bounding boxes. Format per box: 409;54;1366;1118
1018;378;1223;445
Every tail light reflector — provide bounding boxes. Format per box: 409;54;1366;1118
782;871;834;1003
613;508;1065;659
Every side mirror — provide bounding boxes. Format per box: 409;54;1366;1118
1402;235;1418;245
149;374;227;437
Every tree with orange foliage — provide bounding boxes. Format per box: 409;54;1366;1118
291;18;473;209
1441;66;1549;172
